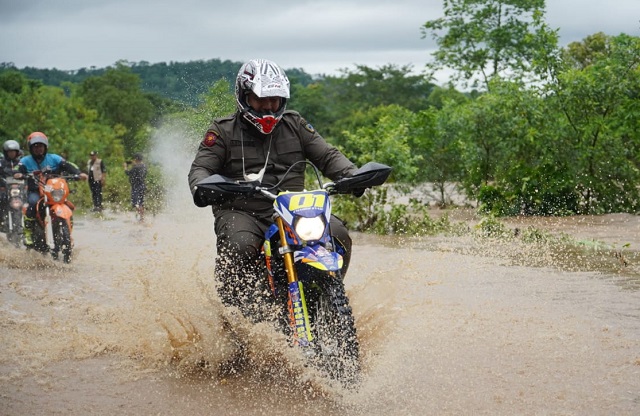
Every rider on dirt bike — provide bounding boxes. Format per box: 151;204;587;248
14;132;87;248
188;59;361;320
0;140;22;232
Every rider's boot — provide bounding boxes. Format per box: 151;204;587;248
23;217;35;247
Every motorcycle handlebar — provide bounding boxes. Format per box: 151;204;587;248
25;172;81;180
195;162;392;206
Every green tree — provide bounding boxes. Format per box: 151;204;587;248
468;80;577;216
439;79;563;214
0;72;123;164
290;64;435;145
547;33;640;214
418;95;468;205
333;105;421;232
422;0;559;90
77;63;155;156
341;104;422;182
288;81;333;134
0;70;130;212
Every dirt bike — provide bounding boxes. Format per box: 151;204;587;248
195;161;392;386
1;176;27;248
27;170;79;263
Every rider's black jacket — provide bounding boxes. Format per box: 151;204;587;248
188;110;357;214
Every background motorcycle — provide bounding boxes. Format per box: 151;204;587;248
1;176;27;247
196;161;392;386
28;171;79;263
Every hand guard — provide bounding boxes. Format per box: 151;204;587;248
193;187;234;207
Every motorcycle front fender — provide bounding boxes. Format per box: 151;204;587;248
294;245;343;271
50;203;73;220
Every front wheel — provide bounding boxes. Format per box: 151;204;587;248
308;278;361;386
52;219;73;263
6;210;23;248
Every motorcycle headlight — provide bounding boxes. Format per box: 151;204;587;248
9;199;22;210
294;216;325;242
51;189;65;202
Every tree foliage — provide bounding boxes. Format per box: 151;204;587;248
0;68;167;215
443;34;640;216
422;0;559;90
341;104;422;182
77;64;157;156
289;64;436;144
0;58;316;107
548;33;640;213
0;70;123;165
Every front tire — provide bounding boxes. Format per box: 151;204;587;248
308;278;361;386
7;211;23;248
31;221;49;254
53;219;72;263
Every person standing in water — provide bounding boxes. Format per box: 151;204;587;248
124;153;147;222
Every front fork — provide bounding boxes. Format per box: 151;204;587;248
44;204;55;249
276;216;313;347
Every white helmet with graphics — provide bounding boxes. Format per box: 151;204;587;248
235;59;290;135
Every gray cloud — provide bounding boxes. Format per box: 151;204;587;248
546;0;640;44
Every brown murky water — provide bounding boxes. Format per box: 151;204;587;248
1;203;639;416
1;133;639;416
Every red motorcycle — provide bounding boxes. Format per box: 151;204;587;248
28;171;79;263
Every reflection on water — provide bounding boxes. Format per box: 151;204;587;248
1;210;639;415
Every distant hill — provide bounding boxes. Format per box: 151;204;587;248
0;59;315;106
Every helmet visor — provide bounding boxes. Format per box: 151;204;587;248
29;136;48;147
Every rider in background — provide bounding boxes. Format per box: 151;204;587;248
0;140;22;232
188;59;359;317
15;132;87;247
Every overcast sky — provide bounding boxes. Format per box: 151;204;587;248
1;0;639;84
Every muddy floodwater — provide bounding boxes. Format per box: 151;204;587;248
1;204;639;415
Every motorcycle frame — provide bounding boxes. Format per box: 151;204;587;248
33;174;75;250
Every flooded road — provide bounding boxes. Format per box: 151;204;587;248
1;201;639;415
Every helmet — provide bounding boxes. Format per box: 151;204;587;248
27;132;49;157
27;132;49;148
2;139;20;159
235;59;290;135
